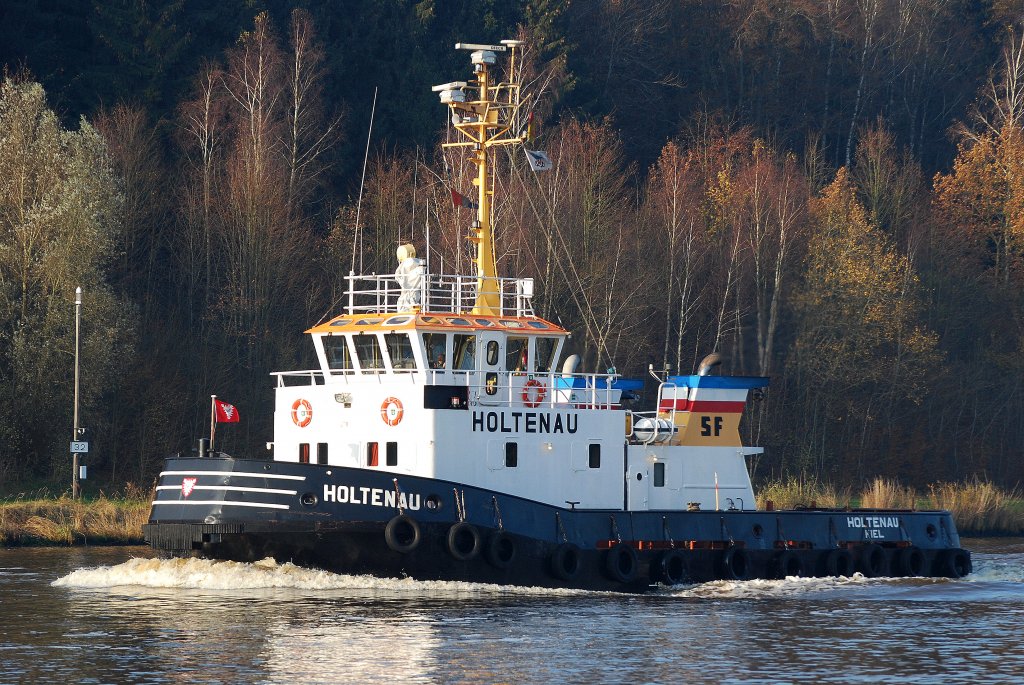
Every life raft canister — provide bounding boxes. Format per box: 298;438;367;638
291;398;313;427
381;397;404;426
522;378;546;408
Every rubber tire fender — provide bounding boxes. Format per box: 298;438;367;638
550;543;581;581
824;549;855;577
774;550;805;579
604;543;638;583
485;530;517;569
446;521;482;562
937;548;972;578
859;543;888;577
897;546;926;577
718;547;750;581
656;549;688;585
384;515;421;554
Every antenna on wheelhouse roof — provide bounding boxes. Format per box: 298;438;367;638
351;86;378;275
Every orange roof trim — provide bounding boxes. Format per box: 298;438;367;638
306;313;566;335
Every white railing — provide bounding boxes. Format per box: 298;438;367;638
344;270;535;317
272;368;623;409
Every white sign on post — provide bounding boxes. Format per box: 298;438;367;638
70;441;89;453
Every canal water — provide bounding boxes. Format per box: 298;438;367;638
1;538;1021;684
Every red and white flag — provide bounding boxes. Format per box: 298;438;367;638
214;399;240;423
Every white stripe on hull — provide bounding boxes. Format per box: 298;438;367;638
159;470;306;481
156;485;297;496
151;500;290;510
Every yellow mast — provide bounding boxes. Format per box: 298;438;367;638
435;41;526;315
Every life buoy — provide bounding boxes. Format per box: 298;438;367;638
936;548;972;578
485;530;517;569
605;543;638;583
774;550;805;579
897;546;926;577
446;521;481;561
380;397;404;426
656;549;688;585
858;543;888;577
522;378;546;408
384;515;421;553
291;398;312;427
550;543;581;581
824;548;855;577
718;547;750;581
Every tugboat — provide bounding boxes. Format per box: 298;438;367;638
144;40;972;592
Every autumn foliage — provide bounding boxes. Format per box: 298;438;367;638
4;10;1024;492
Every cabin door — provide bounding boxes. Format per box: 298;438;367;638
478;332;505;405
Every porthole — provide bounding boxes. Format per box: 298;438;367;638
300;493;318;507
752;524;763;539
425;494;443;511
926;523;938;541
636;472;643;481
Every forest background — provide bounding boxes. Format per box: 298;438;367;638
2;0;1024;494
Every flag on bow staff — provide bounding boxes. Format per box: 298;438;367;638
214;399;240;423
210;395;239;451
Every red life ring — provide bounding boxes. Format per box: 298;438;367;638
522;378;546;408
381;397;404;426
291;398;312;427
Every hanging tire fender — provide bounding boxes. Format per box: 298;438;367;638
656;549;688;585
774;550;805;579
936;548;972;578
550;543;581;581
897;546;926;577
604;543;638;583
384;515;421;554
824;548;855;577
446;521;482;561
859;543;888;577
485;530;517;569
718;547;750;581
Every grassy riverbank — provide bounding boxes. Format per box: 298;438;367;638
756;477;1024;535
0;486;149;546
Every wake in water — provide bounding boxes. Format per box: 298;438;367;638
661;552;1024;600
52;556;589;597
51;551;1024;600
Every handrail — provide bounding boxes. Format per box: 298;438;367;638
343;270;535;317
271;368;624;409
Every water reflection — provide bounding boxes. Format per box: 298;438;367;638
1;542;1023;683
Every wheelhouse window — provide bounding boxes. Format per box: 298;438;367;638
423;332;447;370
317;443;328;465
366;442;379;467
535;337;559;373
589;443;601;468
486;340;499;365
453;334;476;370
353;334;385;372
299;443;310;464
323;336;353;372
386;442;398;466
384;332;416;371
506;337;528;372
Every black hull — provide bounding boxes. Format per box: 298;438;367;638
144;457;972;593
